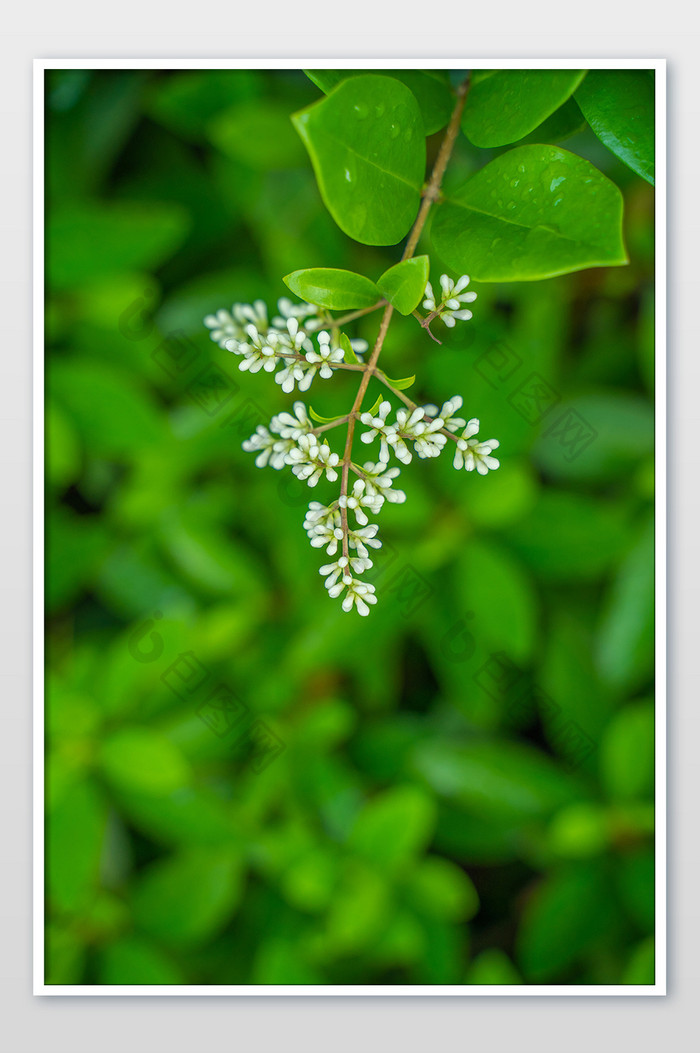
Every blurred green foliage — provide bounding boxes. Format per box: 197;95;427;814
45;68;655;986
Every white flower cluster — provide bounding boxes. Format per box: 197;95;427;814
205;297;368;394
242;392;499;615
423;274;477;327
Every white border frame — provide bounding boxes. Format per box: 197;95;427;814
33;57;666;997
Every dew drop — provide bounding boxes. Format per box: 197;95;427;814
354;103;369;119
374;103;385;117
404;127;413;142
510;179;520;188
389;123;400;139
518;163;526;174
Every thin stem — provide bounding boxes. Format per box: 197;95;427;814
310;413;353;436
337;76;470;561
328;300;386;327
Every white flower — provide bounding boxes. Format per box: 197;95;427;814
360;462;406;504
338;478;384;526
274;359;314;394
242;425;292;469
389;406;446;463
205;300;269;348
360;400;395;463
423;274;477;327
272;297;320;329
271;401;313;440
324;570;377;616
304;502;343;553
453;418;500;474
347;523;381;559
422;394;467;434
319;555;373;590
236;324;279;373
286;435;340;487
305;330;345;379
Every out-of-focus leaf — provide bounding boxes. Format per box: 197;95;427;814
412;739;581;821
516;863;614;981
50;359;167;458
132;847;243;946
432;145;628;281
462;69;586;147
465;949;522;984
99;936;186;984
515;97;587;146
575;70;655;185
532;392;653;482
209;99;306;170
596;517;655;693
405;857;479;922
622;937;655;984
600;701;655;800
99;728;191;797
350;785;436;872
147;70;262;140
47;780;107;914
457;538;538;663
615;848;655;932
501;491;629;581
48;203;189;288
292;75;425;245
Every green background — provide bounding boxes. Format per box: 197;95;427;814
45;69;655;986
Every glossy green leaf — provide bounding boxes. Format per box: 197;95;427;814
283;267;379;309
304;69;452;134
292;75;425;245
575;70;655;185
462;69;586;148
132;848;243;947
432;145;628;281
377;255;429;315
457;539;538;663
516;96;587;146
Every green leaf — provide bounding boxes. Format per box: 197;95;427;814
456;539;538;664
466;949;522;985
349;785;436;871
48;203;189;288
132;848;243;947
99;936;186;985
304;69;452;135
377;255;429;315
501;490;628;582
575;70;655;185
596;516;655;693
516;863;614;981
208;99;306;171
431;145;628;282
405;857;479;922
600;701;655;801
99;728;191;797
516;96;587;146
413;739;580;822
47;780;107;913
462;69;586;148
623;937;655;985
339;332;360;363
363;394;385;418
309;406;347;424
283;267;379;309
292;75;425;245
382;372;416;391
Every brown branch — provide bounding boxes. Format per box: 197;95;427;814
337;76;470;562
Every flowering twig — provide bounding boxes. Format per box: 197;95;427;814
208;73;501;614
